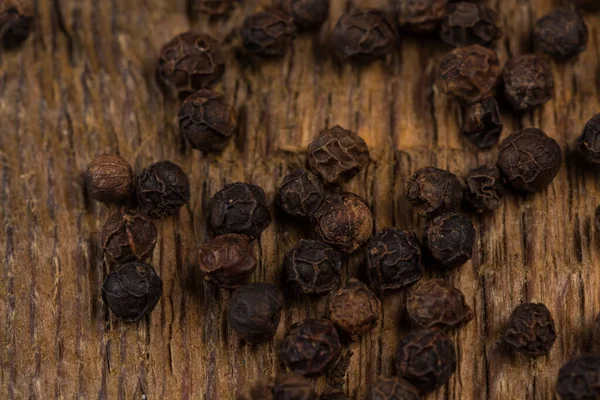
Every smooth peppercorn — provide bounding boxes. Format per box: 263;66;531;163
101;209;157;263
85;154;134;203
284;239;342;294
406;167;463;218
464;164;505;213
462;97;503;149
274;373;317;400
504;302;556;357
240;11;296;57
577;113;600;164
137;161;191;218
440;2;501;47
329;279;381;340
502;54;554;112
534;8;588;59
199;234;257;289
279;0;329;29
277;169;325;220
557;355;600;399
365;376;420;400
0;6;32;49
424;213;475;269
397;0;447;32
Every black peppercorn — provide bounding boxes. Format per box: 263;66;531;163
137;161;191;218
277;169;325;220
365;376;420;400
102;261;163;322
101;209;157;264
577;113;600;164
284;239;342;294
396;0;447;33
439;2;501;47
504;302;556;357
0;5;32;49
228;283;284;344
191;0;235;17
209;183;272;238
240;10;296;57
279;0;329;29
329;279;381;340
424;213;475;269
279;319;342;376
534;8;588;59
274;373;317;400
557;355;600;400
85;154;134;203
497;128;562;193
502;54;554;112
462;97;503;149
406;167;463;218
464;164;505;213
199;234;257;289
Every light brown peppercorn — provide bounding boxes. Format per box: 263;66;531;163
397;0;448;33
329;279;381;340
84;154;134;203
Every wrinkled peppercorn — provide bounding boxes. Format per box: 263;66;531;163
577;113;600;164
137;161;191;218
464;164;505;213
330;9;397;63
396;0;447;32
199;234;257;289
101;209;157;263
102;261;163;322
570;0;600;11
228;283;283;343
497;128;563;193
279;319;342;376
395;328;456;393
366;228;423;291
210;183;272;238
179;89;236;152
502;55;554;112
191;0;235;17
0;6;32;49
437;45;501;104
365;376;420;400
557;355;600;400
406;167;463;218
329;279;381;340
274;373;317;400
158;32;225;96
240;11;296;57
439;2;501;47
277;170;325;220
315;192;374;253
285;239;341;294
504;302;556;357
85;154;134;203
534;8;588;59
279;0;329;29
424;213;475;269
462;97;502;149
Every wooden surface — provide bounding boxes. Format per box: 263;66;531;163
1;0;600;399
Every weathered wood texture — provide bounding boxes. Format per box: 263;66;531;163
1;0;600;398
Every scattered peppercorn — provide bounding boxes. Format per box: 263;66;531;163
397;0;447;32
329;279;381;340
365;376;420;400
137;161;191;218
462;97;503;149
102;261;163;322
279;319;342;376
315;192;374;253
504;302;556;357
437;45;501;104
366;228;423;291
101;209;157;264
284;239;342;294
557;355;600;399
209;182;272;238
577;113;600;164
84;154;134;203
570;0;600;11
179;89;236;152
534;8;588;59
228;283;283;343
440;2;501;47
274;373;317;400
0;6;32;49
496;128;563;193
424;213;475;269
190;0;235;18
279;0;329;29
464;164;505;213
406;167;463;218
240;10;296;57
395;328;456;393
502;54;554;112
277;169;325;220
199;234;257;289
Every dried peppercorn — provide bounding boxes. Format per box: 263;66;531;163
496;128;563;193
534;8;588;59
437;45;501;104
330;9;397;64
365;376;420;400
424;213;475;269
240;10;296;57
179;89;236;152
464;164;505;213
279;0;329;29
406;167;463;218
504;302;556;357
329;279;381;340
284;239;342;294
158;32;225;96
101;209;157;264
577;113;600;164
228;283;283;344
315;192;374;253
0;5;32;49
84;154;134;203
102;261;163;322
439;2;501;47
279;319;342;376
502;55;554;112
570;0;600;11
461;97;502;149
190;0;235;18
557;355;600;400
366;228;423;291
209;183;272;238
395;328;456;393
396;0;447;33
137;161;190;218
277;170;325;220
199;234;257;289
274;373;317;400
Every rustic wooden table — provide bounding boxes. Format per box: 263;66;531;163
1;0;600;399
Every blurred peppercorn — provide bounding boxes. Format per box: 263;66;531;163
279;0;329;29
241;10;296;57
439;2;501;47
534;8;588;59
365;376;420;400
577;113;600;165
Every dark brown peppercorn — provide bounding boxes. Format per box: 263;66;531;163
502;55;554;112
534;8;588;59
240;10;296;57
504;302;556;357
557;355;600;400
179;89;236;152
0;6;32;49
209;183;272;238
315;192;374;253
284;239;342;294
158;32;225;96
462;97;502;149
366;228;423;291
496;128;562;193
277;170;325;220
85;154;134;203
279;0;329;29
274;373;317;400
191;0;235;17
464;164;505;213
437;45;501;104
395;328;456;393
329;279;381;340
396;0;447;32
279;319;342;376
101;209;157;264
102;261;163;322
439;2;501;47
577;113;600;164
570;0;600;11
424;213;475;269
137;161;191;218
365;376;420;400
228;283;283;343
330;9;397;64
406;167;463;218
199;234;257;289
